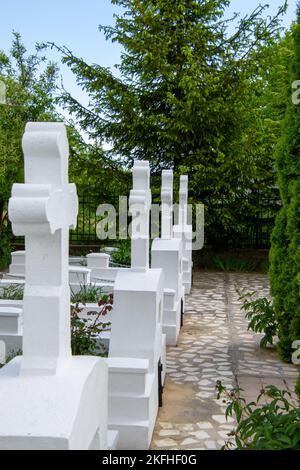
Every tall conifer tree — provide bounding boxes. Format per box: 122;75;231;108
269;5;300;361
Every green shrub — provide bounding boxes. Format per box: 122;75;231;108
238;289;278;348
70;284;109;303
216;381;300;450
269;9;300;362
0;293;114;361
70;297;112;356
110;241;131;266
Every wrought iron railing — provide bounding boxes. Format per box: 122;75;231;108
11;193;280;250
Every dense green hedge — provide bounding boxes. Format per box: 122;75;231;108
269;8;300;362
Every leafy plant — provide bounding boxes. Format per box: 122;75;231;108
71;293;113;356
216;381;300;450
237;288;278;347
212;257;256;272
0;284;24;300
0;293;113;362
70;284;108;303
110;241;131;267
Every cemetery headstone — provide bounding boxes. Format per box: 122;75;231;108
108;160;164;450
152;170;184;345
173;175;193;294
0;122;108;450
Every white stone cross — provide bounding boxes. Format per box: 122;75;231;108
161;170;173;240
129;160;151;271
178;175;188;227
8;122;78;376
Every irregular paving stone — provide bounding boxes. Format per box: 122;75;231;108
198;379;212;386
180;438;199;446
155;438;178;447
196;392;213;399
151;271;298;451
212;415;234;424
190;431;210;439
159;430;180;437
197;421;213;429
159;422;174;430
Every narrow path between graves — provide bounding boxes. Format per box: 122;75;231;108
150;271;299;450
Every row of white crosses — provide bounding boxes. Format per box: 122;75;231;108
3;174;191;305
84;169;191;350
0;122;193;450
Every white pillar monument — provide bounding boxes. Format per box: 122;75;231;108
173;175;193;294
152;170;183;345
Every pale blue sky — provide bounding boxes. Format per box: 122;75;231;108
0;0;298;106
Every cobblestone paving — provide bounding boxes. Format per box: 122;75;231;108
151;271;299;450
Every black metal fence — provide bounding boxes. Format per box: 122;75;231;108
70;194;101;244
207;200;280;249
11;193;280;250
67;194;280;249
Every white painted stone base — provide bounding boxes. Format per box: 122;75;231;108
107;357;159;450
108;267;164;449
152;238;184;346
0;300;23;309
182;258;192;294
161;333;167;385
173;225;193;295
162;289;182;346
0;356;108;450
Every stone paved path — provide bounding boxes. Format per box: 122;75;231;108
151;271;299;450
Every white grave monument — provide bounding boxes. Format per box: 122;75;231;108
151;170;183;345
107;160;164;450
0;122;108;450
86;252;125;283
173;175;193;294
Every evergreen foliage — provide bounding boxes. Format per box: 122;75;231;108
269;6;300;362
49;0;287;246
